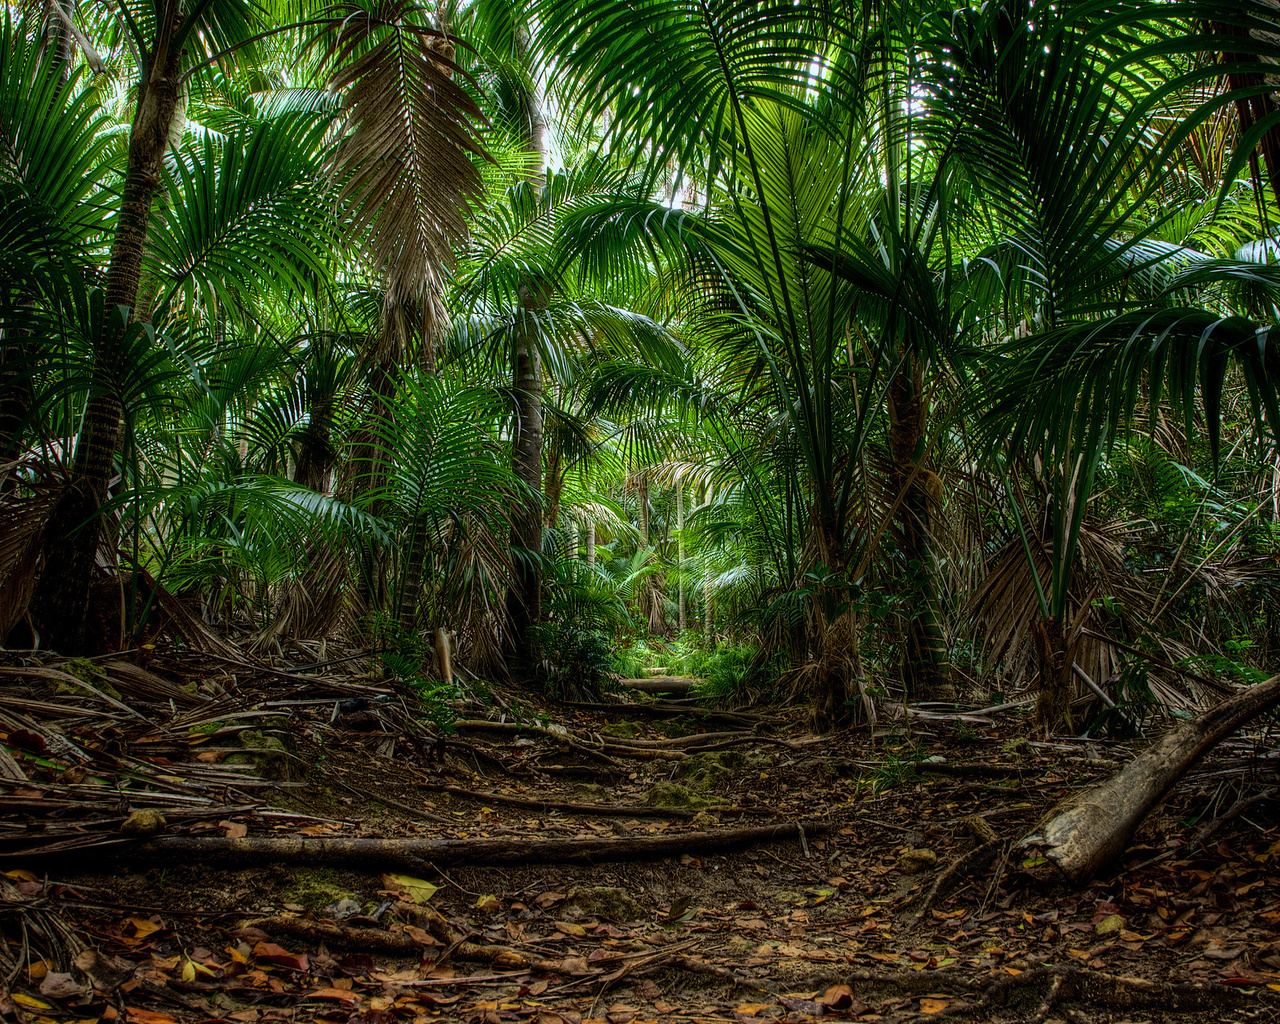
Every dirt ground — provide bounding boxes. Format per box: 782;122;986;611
6;655;1280;1024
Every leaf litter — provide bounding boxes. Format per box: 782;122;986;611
0;648;1277;1023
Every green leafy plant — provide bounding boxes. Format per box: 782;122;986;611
533;621;618;700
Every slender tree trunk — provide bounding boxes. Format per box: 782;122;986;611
398;516;428;630
506;289;545;676
502;21;547;679
638;475;649;546
705;572;713;644
585;522;595;567
0;332;32;482
677;480;685;632
33;26;184;654
343;364;398;616
888;356;953;701
543;442;562;529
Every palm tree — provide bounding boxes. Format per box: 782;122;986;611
931;0;1280;730
13;0;486;653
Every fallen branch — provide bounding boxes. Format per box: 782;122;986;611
118;821;828;871
1033;672;1280;882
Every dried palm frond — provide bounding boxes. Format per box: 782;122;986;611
968;511;1149;704
254;542;352;652
323;0;487;346
0;486;59;639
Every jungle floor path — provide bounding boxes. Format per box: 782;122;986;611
2;650;1279;1024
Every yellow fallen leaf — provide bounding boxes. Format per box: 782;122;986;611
12;994;53;1010
920;997;949;1014
181;959;217;982
555;921;587;937
125;917;163;938
3;869;37;882
381;874;439;903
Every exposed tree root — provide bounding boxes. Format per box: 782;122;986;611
970;965;1267;1015
815;966;1273;1019
451;720;675;763
429;784;695;818
114;821;828;871
615;677;696;696
242;912;697;980
913;839;1008;923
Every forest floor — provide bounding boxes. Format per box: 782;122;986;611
3;651;1280;1024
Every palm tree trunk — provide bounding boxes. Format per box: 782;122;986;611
1214;15;1280;209
809;509;857;729
506;289;544;675
0;334;32;481
585;521;595;567
677;480;685;632
502;20;547;679
1033;615;1074;735
343;363;397;615
398;515;428;630
34;36;184;653
888;357;953;701
543;443;563;529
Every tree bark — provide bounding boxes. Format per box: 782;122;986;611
33;15;185;654
1033;615;1074;734
342;363;398;616
506;288;545;676
677;479;686;632
1035;673;1280;882
1214;17;1280;210
888;358;952;700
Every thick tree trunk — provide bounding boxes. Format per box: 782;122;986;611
294;394;336;493
808;509;857;730
32;24;184;654
1033;615;1074;734
888;358;953;700
1035;673;1280;882
505;289;545;676
1214;18;1280;210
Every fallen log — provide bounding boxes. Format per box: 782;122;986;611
1033;672;1280;882
117;821;827;871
